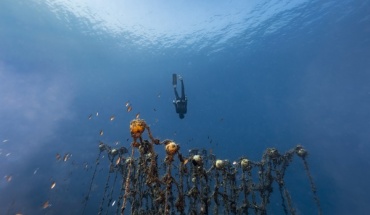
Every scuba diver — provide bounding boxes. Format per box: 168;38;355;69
172;73;187;119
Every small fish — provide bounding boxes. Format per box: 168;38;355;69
125;101;130;107
63;153;71;162
183;159;189;165
34;168;39;175
153;108;156;111
51;181;56;189
115;157;121;165
135;113;140;119
127;106;132;112
110;115;115;121
56;153;61;161
6;153;11;156
112;200;116;206
2;139;8;143
42;201;51;209
96;112;99;116
5;175;12;182
157;92;161;98
88;114;92;120
100;130;104;136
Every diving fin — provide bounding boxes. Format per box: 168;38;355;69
172;73;177;86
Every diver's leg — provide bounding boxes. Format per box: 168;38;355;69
180;79;185;99
174;87;180;100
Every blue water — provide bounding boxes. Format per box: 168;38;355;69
1;0;370;214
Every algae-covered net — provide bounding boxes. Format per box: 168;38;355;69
83;118;321;215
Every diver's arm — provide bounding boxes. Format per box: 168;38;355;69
172;73;177;87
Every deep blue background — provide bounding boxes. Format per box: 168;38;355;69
1;0;370;214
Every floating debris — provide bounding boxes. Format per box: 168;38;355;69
33;168;39;175
99;130;104;136
110;115;115;121
42;201;51;209
56;153;61;161
51;181;56;189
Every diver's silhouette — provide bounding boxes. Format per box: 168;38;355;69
172;73;187;119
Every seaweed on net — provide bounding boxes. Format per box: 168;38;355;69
82;118;322;215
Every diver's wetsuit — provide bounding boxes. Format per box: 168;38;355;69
173;74;187;119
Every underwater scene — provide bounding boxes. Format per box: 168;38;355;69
1;0;370;214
